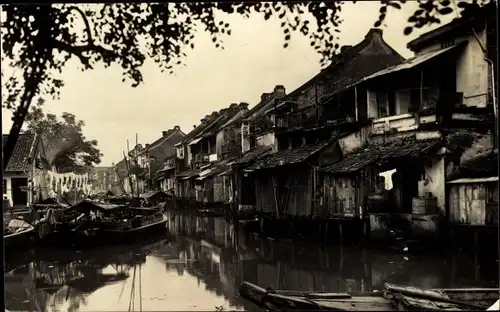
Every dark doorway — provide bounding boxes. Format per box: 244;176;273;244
11;177;28;207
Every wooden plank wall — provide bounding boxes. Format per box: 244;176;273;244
323;169;378;217
286;168;313;216
213;176;224;203
255;173;276;214
323;174;356;216
449;183;492;225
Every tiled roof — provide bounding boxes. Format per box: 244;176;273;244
322;137;443;174
460;150;498;178
321;53;405;101
232;147;273;166
202;110;241;138
287;28;404;105
147;130;175;150
245;140;332;171
180;115;220;144
176;167;201;179
140;128;184;155
2;133;38;172
197;156;238;180
244;94;280;123
222;110;246;129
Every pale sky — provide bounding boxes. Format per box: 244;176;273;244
1;2;455;166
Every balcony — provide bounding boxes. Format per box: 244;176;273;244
371;113;438;135
191;154;210;168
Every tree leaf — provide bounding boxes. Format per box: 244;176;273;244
389;3;401;9
438;7;453;15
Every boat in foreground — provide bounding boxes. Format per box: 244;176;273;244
239;281;499;311
4;218;35;252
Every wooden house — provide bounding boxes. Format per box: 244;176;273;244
320;1;497;246
175;103;247;204
153;155;177;194
175;113;221;199
2;133;48;208
230;85;288;214
133;126;185;193
240;28;404;236
447;149;498;252
192;103;248;205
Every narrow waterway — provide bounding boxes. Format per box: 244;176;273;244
4;210;499;312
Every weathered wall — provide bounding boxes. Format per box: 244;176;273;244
323;175;357;216
3;173;29;207
256;132;277;153
216;130;225;159
255;174;275;214
418;156;446;214
338;126;371;155
448;181;498;225
415;29;489;108
455;29;489;108
241;122;251;154
460;132;493;163
287;168;313;216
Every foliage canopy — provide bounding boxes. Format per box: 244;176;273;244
24;98;102;172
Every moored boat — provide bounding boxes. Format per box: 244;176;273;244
239;281;499;311
4;218;36;252
37;199;168;248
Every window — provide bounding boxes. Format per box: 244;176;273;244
376;92;395;118
3;179;6;194
409;88;433;112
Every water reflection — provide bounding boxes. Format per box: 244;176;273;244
5;211;498;312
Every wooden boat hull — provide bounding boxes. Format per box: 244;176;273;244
4;228;35;253
102;215;169;243
38;215;168;248
239;281;499;311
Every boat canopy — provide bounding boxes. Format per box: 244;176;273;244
63;199;126;214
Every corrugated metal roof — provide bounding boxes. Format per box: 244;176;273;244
447;177;498;184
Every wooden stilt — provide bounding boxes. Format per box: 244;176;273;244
363;219;368;246
339;222;343;244
473;230;480;282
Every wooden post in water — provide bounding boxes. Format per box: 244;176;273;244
473;230;480;282
339;222;343;245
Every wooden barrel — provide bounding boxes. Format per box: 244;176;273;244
412;197;437;215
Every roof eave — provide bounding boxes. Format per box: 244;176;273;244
407;22;461;52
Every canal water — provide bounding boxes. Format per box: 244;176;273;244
4;210;499;312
